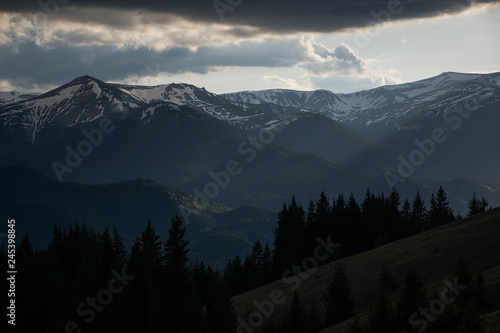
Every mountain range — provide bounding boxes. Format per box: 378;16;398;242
0;72;499;263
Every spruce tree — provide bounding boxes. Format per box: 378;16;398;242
379;265;398;292
305;199;315;230
411;190;427;234
471;269;488;312
386;187;402;241
481;198;489;211
262;243;273;284
164;214;207;332
324;262;354;326
430;186;455;227
315;191;332;235
306;305;323;333
16;234;39;332
98;227;116;277
113;227;128;266
286;290;308;333
126;221;163;332
163;214;190;281
206;286;238;333
453;257;474;306
346;193;362;254
251;239;264;282
224;255;244;294
273;196;305;277
400;198;412;237
396;264;426;332
467;193;488;217
141;219;163;272
368;287;396;333
332;193;347;253
243;255;259;290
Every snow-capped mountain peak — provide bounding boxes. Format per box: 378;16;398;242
222;71;500;126
0;75;142;142
1;72;499;143
114;82;205;104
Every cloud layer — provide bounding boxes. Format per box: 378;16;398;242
0;0;497;92
3;0;499;33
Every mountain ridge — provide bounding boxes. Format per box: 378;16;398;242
0;72;498;211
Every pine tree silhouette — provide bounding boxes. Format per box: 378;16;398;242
324;262;354;326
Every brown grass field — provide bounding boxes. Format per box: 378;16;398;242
233;207;500;332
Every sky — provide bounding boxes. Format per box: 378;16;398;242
0;0;499;94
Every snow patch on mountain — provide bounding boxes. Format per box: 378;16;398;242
0;92;39;106
221;72;500;126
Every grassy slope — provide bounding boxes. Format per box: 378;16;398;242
233;207;500;332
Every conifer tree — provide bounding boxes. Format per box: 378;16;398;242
315;191;332;233
467;193;488;217
324;262;354;326
164;214;207;332
16;234;39;332
305;199;315;229
429;186;455;227
98;227;116;277
125;222;163;332
262;243;273;284
224;255;243;294
410;190;427;234
286;290;307;333
243;255;259;290
141;219;163;272
304;198;318;255
379;265;398;292
251;239;264;282
113;227;128;266
306;305;323;333
206;287;238;333
128;237;142;273
400;198;412;237
273;196;305;277
368;287;396;333
164;214;190;281
472;269;488;312
332;193;347;251
396;264;426;331
453;257;474;306
346;192;362;254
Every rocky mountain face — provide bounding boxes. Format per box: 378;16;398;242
1;72;498;213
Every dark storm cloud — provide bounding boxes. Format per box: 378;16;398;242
2;0;499;33
0;39;308;90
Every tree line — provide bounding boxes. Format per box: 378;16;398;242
1;185;489;332
1;216;238;332
223;186;489;296
256;257;489;332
